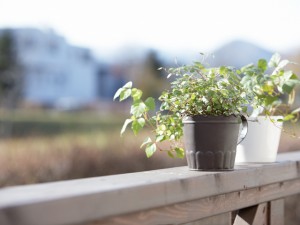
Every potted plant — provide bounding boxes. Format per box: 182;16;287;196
236;53;300;163
114;57;250;171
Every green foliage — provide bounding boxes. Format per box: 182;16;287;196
114;59;252;158
159;64;250;116
114;53;300;158
241;53;300;122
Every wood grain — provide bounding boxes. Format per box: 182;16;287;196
92;178;300;225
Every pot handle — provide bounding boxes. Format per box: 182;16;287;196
237;115;248;144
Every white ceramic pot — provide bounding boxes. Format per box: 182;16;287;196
236;116;283;163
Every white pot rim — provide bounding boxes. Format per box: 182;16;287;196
246;115;283;122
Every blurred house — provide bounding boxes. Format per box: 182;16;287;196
0;28;101;109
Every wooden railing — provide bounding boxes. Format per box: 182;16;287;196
0;151;300;225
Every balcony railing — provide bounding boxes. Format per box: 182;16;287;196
0;151;300;225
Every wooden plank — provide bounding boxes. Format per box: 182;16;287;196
0;151;299;225
181;212;231;225
269;199;284;225
94;178;300;225
233;203;267;225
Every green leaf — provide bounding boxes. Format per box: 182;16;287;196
120;89;132;101
175;147;185;158
120;119;132;136
131;88;143;101
277;59;289;70
241;63;254;73
130;100;147;117
132;118;145;135
113;88;123;100
191;93;196;100
268;53;281;67
155;135;165;142
262;83;273;94
258;59;267;72
145;97;155;110
114;81;134;101
219;66;227;75
140;137;152;148
283;114;295;121
145;143;156;158
283;71;293;80
263;96;278;106
123;81;133;88
282;80;298;94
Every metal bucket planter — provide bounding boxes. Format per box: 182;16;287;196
183;115;248;171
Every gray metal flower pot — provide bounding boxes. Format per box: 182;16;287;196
183;115;248;171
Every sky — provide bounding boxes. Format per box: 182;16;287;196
1;0;300;58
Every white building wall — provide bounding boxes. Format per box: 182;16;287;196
10;28;98;107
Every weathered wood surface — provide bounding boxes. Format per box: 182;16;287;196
0;151;299;225
182;212;232;225
269;199;285;225
233;203;268;225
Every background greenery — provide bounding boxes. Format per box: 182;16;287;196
0;109;186;187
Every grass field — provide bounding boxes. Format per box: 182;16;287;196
0;109;186;187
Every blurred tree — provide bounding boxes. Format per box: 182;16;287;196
130;49;167;98
0;30;23;108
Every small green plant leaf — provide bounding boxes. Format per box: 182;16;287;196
140;137;152;148
130;101;147;117
283;114;295;121
268;53;281;67
120;119;133;136
145;97;155;110
262;83;273;94
175;147;185;158
264;96;278;106
191;93;196;100
113;88;123;100
132;118;145;135
123;81;133;89
283;70;293;80
282;79;299;94
277;59;289;70
155;135;165;142
145;143;156;158
258;59;267;72
120;89;132;101
131;88;143;101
